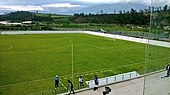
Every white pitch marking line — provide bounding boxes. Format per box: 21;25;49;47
0;57;169;88
60;81;67;90
64;77;67;80
2;44;13;50
71;57;170;76
82;42;144;54
104;70;107;72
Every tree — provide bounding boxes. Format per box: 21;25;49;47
100;10;104;14
71;8;150;25
148;6;151;12
152;6;155;12
159;7;162;11
144;9;148;13
80;12;84;16
163;5;168;12
118;10;122;14
130;8;137;14
139;10;144;15
114;10;116;14
123;10;126;14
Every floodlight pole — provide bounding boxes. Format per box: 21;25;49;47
142;3;153;95
55;89;56;95
71;43;74;84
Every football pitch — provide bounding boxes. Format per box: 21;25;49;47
0;33;169;95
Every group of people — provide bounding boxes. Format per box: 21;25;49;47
54;75;75;94
54;63;170;94
54;74;99;94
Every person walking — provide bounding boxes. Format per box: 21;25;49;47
93;75;99;91
79;76;84;88
54;75;59;89
68;80;75;94
166;64;170;77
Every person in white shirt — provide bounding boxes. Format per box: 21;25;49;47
79;76;84;88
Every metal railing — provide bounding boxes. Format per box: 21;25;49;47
86;71;140;88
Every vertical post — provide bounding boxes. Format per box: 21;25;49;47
88;82;89;87
143;3;152;95
78;84;79;89
84;25;85;31
71;43;74;85
114;76;116;82
106;78;108;84
122;75;124;80
55;89;56;95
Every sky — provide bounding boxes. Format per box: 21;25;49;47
0;0;169;13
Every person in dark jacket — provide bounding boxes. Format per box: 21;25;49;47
54;75;59;89
68;80;75;94
93;75;99;91
166;64;170;77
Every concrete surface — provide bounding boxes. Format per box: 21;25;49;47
1;31;169;48
85;31;170;48
144;71;170;95
62;71;170;95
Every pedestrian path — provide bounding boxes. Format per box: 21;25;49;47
1;31;169;48
61;71;170;95
85;31;170;48
144;71;170;95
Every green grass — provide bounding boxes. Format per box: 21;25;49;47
0;34;169;95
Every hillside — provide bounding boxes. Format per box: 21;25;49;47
0;11;70;23
0;5;169;33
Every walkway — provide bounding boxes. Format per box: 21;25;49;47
1;31;169;48
144;71;170;95
62;71;170;95
85;31;170;48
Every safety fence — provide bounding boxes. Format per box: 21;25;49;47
86;71;140;88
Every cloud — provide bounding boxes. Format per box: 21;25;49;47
152;0;170;5
0;3;81;11
127;0;150;4
0;0;169;13
0;5;43;11
76;0;124;3
76;0;170;5
84;0;150;5
42;3;81;8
